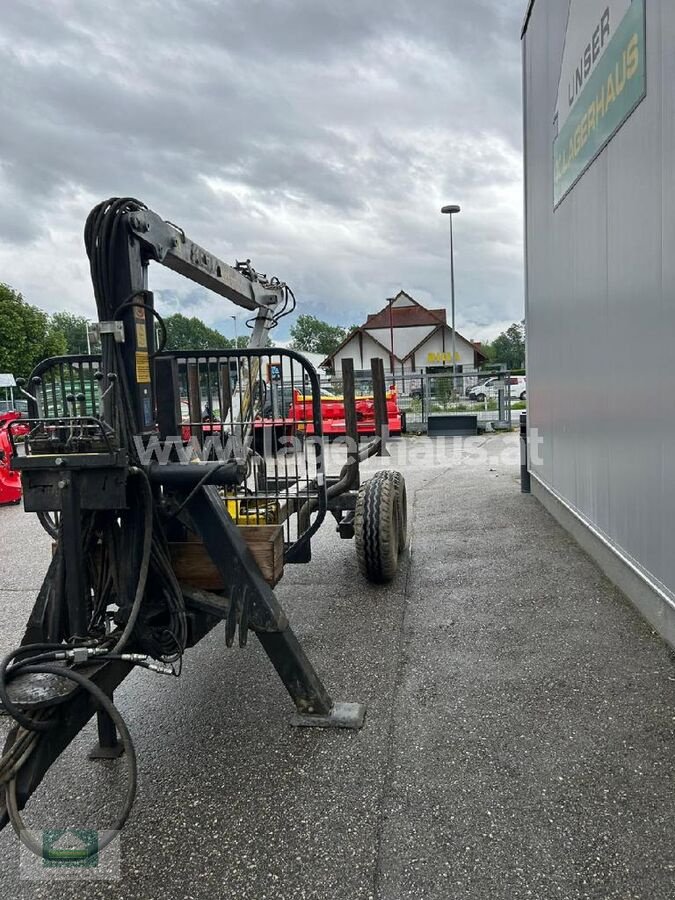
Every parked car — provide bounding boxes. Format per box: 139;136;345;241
409;385;429;401
468;375;527;402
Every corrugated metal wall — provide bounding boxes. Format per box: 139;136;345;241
523;0;675;601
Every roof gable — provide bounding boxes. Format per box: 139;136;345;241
364;291;447;330
319;326;402;368
403;324;488;362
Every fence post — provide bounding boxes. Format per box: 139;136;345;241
520;412;531;493
497;378;506;425
370;357;388;457
187;360;203;445
219;362;232;421
341;358;360;488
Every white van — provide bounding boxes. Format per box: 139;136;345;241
468;375;527;402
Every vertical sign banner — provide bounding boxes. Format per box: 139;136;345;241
553;0;646;207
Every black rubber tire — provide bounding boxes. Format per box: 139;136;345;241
372;470;408;552
37;510;60;538
390;471;408;552
354;473;400;584
475;392;486;402
520;391;527;401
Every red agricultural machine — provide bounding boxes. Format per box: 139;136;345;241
0;412;25;505
290;384;403;438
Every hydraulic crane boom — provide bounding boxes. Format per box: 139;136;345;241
0;198;364;855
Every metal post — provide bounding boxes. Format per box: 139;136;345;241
497;382;506;424
187;361;203;445
89;701;123;760
520;413;531;493
388;297;395;373
341;358;360;488
441;204;461;394
155;356;181;441
370;357;388;457
219;362;232;421
60;472;89;639
449;214;457;386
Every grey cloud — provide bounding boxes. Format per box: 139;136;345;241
0;0;526;342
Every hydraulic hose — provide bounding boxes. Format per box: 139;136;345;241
4;662;137;860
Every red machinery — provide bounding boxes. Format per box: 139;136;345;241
0;413;23;504
289;385;403;437
178;386;404;445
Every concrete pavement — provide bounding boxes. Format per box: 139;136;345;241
1;433;674;899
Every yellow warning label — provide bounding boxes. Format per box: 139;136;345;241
135;323;148;349
135;351;151;384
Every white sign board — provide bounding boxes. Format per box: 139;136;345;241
0;374;16;388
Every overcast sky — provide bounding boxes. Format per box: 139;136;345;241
0;0;525;344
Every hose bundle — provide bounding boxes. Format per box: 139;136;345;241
84;198;187;660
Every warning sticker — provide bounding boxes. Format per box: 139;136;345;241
135;323;148;349
135;351;151;384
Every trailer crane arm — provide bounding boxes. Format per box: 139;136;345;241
0;198;363;856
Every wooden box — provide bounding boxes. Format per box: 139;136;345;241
169;525;284;589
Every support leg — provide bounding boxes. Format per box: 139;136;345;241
89;700;124;760
256;629;366;730
186;485;366;730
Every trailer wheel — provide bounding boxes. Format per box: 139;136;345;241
389;471;408;552
371;470;407;553
37;510;60;539
354;473;400;584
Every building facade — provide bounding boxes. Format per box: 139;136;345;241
523;0;675;644
322;291;486;375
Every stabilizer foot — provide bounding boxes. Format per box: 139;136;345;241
89;707;124;759
89;741;124;760
291;701;366;730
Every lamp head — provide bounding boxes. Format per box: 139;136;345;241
441;204;461;215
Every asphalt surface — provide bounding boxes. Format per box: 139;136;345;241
1;433;674;899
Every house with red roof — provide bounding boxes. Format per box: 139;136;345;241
321;291;487;375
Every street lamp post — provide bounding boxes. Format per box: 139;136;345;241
441;204;461;388
230;314;238;347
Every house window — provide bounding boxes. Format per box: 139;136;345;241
427;364;463;375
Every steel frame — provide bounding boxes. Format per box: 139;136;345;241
0;200;366;835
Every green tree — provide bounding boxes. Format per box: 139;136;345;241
485;321;525;370
0;284;67;378
164;313;234;351
50;310;91;354
289;315;349;356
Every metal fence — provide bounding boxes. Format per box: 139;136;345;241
0;399;28;414
322;370;525;432
25;349;328;562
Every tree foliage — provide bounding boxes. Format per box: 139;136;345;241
289;315;350;356
483;321;526;370
50;310;91;355
0;284;67;378
163;313;238;351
